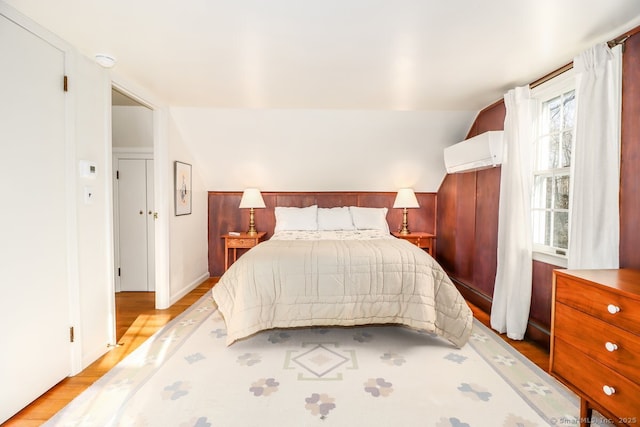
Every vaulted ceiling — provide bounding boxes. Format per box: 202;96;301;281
6;0;640;111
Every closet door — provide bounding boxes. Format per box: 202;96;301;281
117;158;155;291
0;14;70;423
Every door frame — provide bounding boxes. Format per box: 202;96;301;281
110;79;170;309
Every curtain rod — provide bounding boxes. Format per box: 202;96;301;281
530;26;639;89
530;62;574;89
607;34;631;49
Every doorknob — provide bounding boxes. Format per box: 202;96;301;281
139;210;144;215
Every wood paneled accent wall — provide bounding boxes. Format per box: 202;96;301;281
208;191;437;277
437;28;640;346
436;101;506;312
620;32;640;269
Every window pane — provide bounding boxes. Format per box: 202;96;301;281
544;211;552;246
554;175;570;209
540;176;553;209
532;210;548;245
562;90;576;128
546;96;561;132
533;175;552;209
561;130;572;167
535;137;550;170
549;134;560;168
553;211;569;249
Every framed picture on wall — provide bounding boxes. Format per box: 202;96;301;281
175;161;192;215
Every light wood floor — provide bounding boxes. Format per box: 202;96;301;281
5;278;549;425
5;279;215;426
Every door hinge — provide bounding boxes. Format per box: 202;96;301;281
63;75;68;92
116;170;119;179
70;326;75;343
118;267;121;277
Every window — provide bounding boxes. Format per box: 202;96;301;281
531;73;576;261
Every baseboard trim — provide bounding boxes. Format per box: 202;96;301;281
450;276;550;349
170;272;210;306
451;277;493;314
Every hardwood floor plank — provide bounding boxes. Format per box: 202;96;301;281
5;277;549;424
467;300;549;371
4;279;216;426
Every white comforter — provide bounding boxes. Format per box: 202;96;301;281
212;232;473;347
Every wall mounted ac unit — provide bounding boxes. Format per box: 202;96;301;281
444;131;504;173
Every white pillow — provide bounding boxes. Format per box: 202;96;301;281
349;207;390;232
274;205;318;232
317;207;355;230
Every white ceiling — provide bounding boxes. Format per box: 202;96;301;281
6;0;640;111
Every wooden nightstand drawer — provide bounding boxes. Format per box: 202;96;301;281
553;302;640;381
226;238;258;248
404;236;426;247
552;338;640;421
391;232;435;255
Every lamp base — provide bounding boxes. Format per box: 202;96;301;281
247;208;258;236
399;208;411;235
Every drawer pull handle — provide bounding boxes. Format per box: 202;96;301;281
603;385;616;396
607;304;621;314
605;342;618;352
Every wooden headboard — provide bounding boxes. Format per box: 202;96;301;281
208;191;437;277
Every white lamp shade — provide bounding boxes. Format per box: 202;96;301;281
239;188;266;208
393;188;419;208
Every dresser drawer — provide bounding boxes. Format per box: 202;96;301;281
555;275;640;335
552;338;640;420
553;302;640;381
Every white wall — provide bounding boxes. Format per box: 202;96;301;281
167;113;210;302
112;105;153;148
169;108;477;192
72;53;114;368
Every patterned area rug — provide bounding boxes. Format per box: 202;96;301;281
46;292;591;426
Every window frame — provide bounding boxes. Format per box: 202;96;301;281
530;70;576;268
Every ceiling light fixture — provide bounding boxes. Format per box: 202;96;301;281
95;54;116;68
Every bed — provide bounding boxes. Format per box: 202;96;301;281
211;205;473;348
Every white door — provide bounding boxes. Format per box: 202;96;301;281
0;14;70;423
117;158;155;291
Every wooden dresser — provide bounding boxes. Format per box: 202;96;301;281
550;269;640;426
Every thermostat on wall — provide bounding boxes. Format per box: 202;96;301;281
79;160;97;179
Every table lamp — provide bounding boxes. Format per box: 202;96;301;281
393;188;419;235
239;188;266;235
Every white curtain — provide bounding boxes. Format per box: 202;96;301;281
568;43;622;269
490;86;536;340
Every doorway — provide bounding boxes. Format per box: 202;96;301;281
112;88;155;337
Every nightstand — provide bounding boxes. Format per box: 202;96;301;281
221;232;266;271
392;231;436;256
